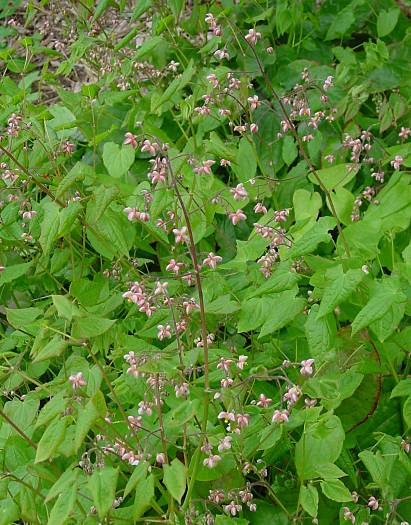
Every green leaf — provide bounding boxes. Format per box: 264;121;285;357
39;201;60;256
31;335;68;363
295;414;345;480
308;164;358;191
6;306;42;329
305;304;335;356
403;396;411;429
293;189;322;223
282;135;298;166
133;474;154;519
35;417;67;463
246;264;300;298
151;59;195;112
258;291;305;338
352;279;406;335
0;261;33;285
36;391;67;429
102;142;135;178
358;450;387;488
233;137;257;182
47;481;77;525
45;469;79;503
289;217;336;258
88;467;119;519
163;458;186;503
257;424;283;451
377;8;400;38
52;295;79;321
300;484;318;517
124;463;148;498
314;463;346;479
72;315;116;338
320;479;352;502
391;379;411;398
317;265;365;318
74;390;106;451
215;517;249;525
325;9;355;40
238;297;272;332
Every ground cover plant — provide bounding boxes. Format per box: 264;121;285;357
0;0;411;524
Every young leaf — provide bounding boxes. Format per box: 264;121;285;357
88;467;119;519
45;469;80;503
133;474;155;519
317;265;365;318
163;458;186;503
35;417;67;463
47;482;77;525
300;484;318;517
377;8;400;38
390;379;411;398
102;142;135;178
320;479;352;502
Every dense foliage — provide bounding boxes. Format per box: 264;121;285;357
1;1;411;524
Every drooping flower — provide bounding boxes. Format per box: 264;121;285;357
124;132;138;149
300;358;314;376
228;209;247;225
69;372;86;390
272;409;289;423
203;252;222;269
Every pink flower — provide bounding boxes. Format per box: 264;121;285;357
257;394;272;408
123;207;150;222
127;415;142;430
69;372;86;390
209;489;225;504
203;252;222;269
172;226;189;244
237;355;248;370
228;209;247;225
272;409;289;423
323;75;334;91
157;324;171;340
283;385;302;405
342;507;355;523
236;414;250;428
266;46;274;54
250;123;259;133
248;95;260;110
230;183;248;201
371;171;384;183
401;439;410;453
62;141;75;154
254;202;267;214
245;28;261;45
141;139;159;156
224;501;242;516
391;155;403;170
399;127;411;140
166;259;183;274
194;159;215;176
220;158;231;166
218;436;232;452
175;383;190;398
368;496;379;511
156;453;166;465
22;210;37;220
325;154;335;163
218;411;235;422
203;454;221;468
206;74;219;88
139;302;156;317
274;209;289;222
154;281;168;295
123;132;138;149
214;49;229;60
221;377;234;388
217;357;233;373
300;359;314;376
